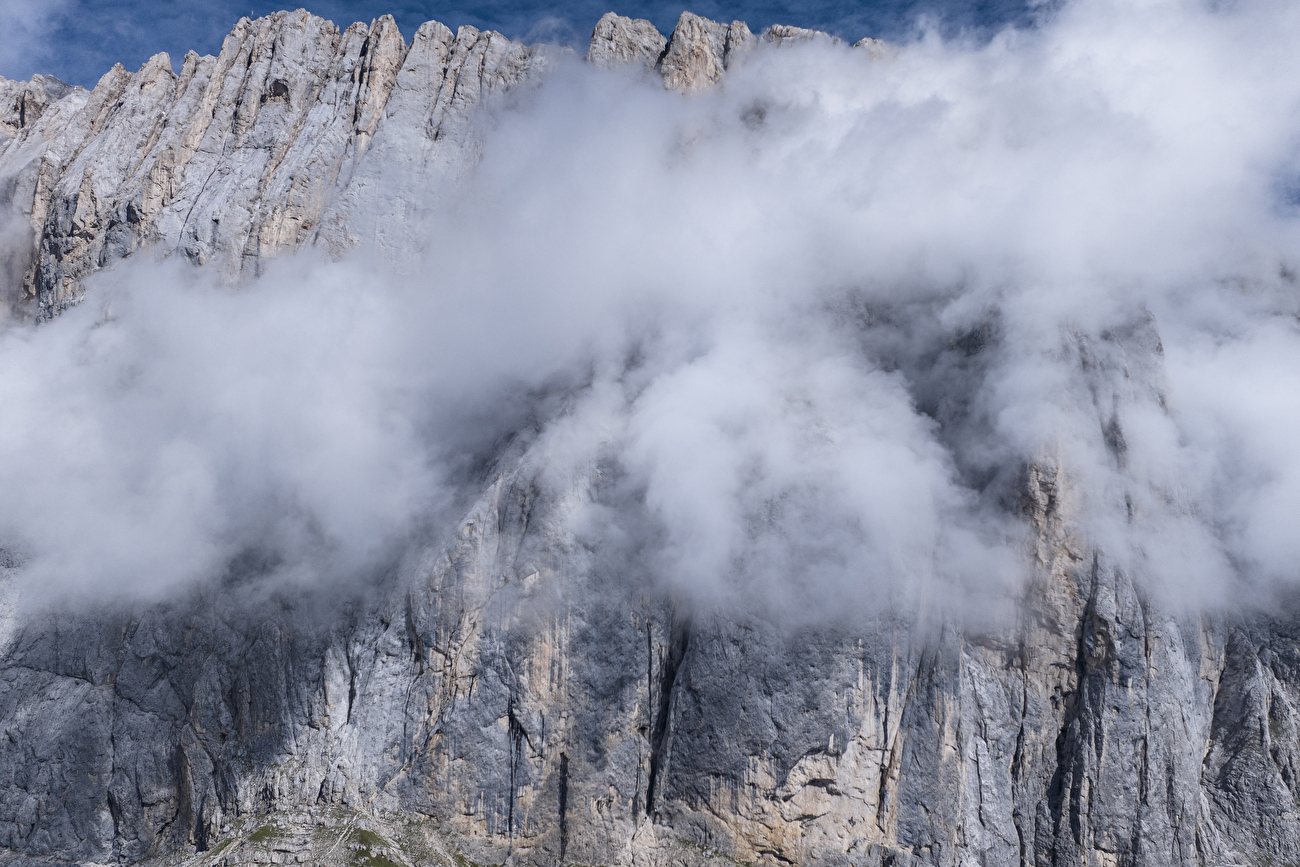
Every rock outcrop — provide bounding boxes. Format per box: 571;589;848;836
0;10;547;318
761;24;842;47
587;13;668;69
658;12;756;93
586;12;870;92
0;9;872;321
1;10;1296;867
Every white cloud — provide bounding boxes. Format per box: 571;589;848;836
4;0;1300;617
0;0;72;80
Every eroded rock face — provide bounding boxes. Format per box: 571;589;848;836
587;12;668;69
761;24;842;47
0;11;546;319
0;74;79;145
658;12;755;93
590;12;883;93
0;9;868;321
2;422;1296;867
317;20;548;259
1;10;1297;867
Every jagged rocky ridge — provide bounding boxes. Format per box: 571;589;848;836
0;9;882;320
0;9;1297;867
0;10;541;318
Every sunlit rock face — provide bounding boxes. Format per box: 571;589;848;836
587;12;668;70
0;7;884;325
1;8;1299;867
0;10;546;318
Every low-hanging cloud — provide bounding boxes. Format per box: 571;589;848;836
3;0;1300;618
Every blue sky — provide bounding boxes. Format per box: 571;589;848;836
7;0;1035;87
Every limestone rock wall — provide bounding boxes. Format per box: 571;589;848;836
3;413;1296;867
0;10;546;319
0;9;867;321
1;10;1296;867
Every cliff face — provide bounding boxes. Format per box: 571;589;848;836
0;9;544;318
0;10;1297;867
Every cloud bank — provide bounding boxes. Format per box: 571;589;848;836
3;0;1300;619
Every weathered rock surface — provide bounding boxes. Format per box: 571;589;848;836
658;12;756;94
853;37;893;60
587;13;668;70
0;75;79;145
0;11;547;318
3;413;1298;867
1;10;1297;867
0;8;875;321
761;24;842;47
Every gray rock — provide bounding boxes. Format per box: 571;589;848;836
761;24;842;47
586;13;880;95
0;10;1296;867
586;13;668;69
2;441;1294;867
854;37;894;60
317;21;548;260
658;12;755;94
0;74;80;147
0;10;543;319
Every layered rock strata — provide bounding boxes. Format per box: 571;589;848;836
1;10;1295;867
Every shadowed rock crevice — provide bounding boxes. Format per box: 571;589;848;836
558;751;569;861
646;614;691;818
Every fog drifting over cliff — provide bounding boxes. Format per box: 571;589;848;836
2;0;1299;617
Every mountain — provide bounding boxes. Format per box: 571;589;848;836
1;9;1297;867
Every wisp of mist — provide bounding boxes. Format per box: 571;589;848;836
2;0;1299;619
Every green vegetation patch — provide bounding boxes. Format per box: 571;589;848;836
357;854;402;867
351;827;405;867
352;828;389;849
207;838;233;856
249;823;283;844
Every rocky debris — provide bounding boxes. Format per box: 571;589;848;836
586;13;668;69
